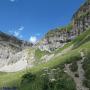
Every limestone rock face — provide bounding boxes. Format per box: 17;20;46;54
0;41;22;67
0;31;33;70
0;48;35;72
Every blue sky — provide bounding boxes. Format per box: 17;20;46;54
0;0;85;43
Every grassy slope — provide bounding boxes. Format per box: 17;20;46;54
0;29;90;90
35;49;50;60
34;49;50;65
55;28;90;54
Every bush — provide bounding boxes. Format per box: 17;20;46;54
75;73;79;77
21;73;36;84
83;79;90;88
69;61;78;72
41;70;76;90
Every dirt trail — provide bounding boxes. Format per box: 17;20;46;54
64;52;89;90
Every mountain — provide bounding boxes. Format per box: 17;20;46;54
38;0;90;52
0;31;33;49
0;31;33;71
0;0;90;90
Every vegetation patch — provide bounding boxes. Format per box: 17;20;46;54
69;61;78;72
35;49;50;60
73;28;90;49
21;72;36;84
82;51;90;89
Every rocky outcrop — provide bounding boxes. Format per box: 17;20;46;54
0;48;35;72
39;25;73;51
72;0;90;35
39;0;90;52
0;31;33;68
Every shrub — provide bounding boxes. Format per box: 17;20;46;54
83;79;90;88
41;69;76;90
69;61;78;72
21;73;36;84
75;73;79;77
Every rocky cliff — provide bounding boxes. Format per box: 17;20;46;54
38;0;90;52
0;31;33;69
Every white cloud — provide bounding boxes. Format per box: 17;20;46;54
13;31;23;39
14;31;20;37
18;26;24;31
29;36;37;44
10;0;16;2
9;30;21;37
8;26;24;39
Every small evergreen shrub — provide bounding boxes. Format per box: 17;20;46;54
69;61;78;72
83;79;90;88
21;73;36;84
75;73;79;77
